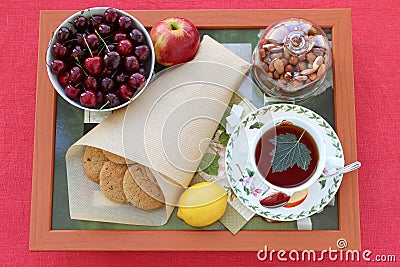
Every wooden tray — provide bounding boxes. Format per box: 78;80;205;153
30;9;360;251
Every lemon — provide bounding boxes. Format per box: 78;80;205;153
177;182;228;227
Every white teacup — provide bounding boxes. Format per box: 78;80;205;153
249;117;327;194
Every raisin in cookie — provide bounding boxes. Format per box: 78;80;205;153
99;161;128;204
123;164;165;210
82;146;109;184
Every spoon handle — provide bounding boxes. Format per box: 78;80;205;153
318;161;361;181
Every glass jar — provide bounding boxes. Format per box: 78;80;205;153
252;18;331;101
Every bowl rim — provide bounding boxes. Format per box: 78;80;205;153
46;7;155;112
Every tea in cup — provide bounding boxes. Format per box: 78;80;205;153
249;117;327;194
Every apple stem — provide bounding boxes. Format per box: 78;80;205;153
94;29;110;53
82;34;93;57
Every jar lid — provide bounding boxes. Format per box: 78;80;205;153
257;17;331;92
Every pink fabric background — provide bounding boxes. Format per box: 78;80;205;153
1;0;399;266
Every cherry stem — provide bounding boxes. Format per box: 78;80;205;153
94;29;110;53
82;34;93;57
74;58;89;77
99;100;110;110
97;44;106;55
63;38;78;45
111;69;118;78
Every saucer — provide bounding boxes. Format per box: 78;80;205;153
225;104;344;221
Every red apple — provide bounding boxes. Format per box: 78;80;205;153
284;189;308;208
150;17;200;66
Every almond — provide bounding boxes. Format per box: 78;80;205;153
313;56;324;69
285;64;294;73
269;59;276;72
312;47;325;57
270;46;283;53
273;70;280;79
281;58;288;67
300;68;317;75
289;56;298;66
317;63;326;79
295;75;308;81
263;43;277;51
306;52;316;63
259;48;266;59
274;59;284;74
296;61;308;71
308;27;317;36
309;73;317;81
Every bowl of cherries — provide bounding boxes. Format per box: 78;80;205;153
46;7;155;111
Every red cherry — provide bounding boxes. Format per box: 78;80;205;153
104;51;121;70
128;73;146;89
89;15;103;30
138;67;145;76
82;33;99;49
118;16;133;31
73;16;88;32
101;77;115;92
97;23;111;36
102;68;113;77
134;45;150;62
69;45;85;61
74;32;85;45
52;43;68;58
107;44;117;52
57;72;71;87
69;66;84;83
117;39;133;56
115;72;129;84
83;76;99;90
105;92;121;108
50;59;67;74
123;55;139;73
129;29;144;43
84;56;103;76
80;90;98;108
103;8;119;24
119;84;136;100
113;32;127;43
65;84;82;99
96;91;105;107
57;27;72;43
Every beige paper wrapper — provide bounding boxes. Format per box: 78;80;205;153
66;35;250;226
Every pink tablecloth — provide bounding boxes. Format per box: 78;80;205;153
1;0;399;266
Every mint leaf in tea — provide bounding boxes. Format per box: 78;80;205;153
270;131;311;172
255;123;318;188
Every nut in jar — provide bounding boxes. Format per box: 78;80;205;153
252;17;331;101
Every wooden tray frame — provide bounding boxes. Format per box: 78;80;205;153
30;9;360;251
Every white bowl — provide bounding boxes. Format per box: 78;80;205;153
46;7;155;111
